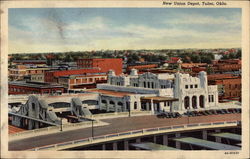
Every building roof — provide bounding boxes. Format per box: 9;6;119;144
9;81;64;89
141;96;178;102
130;142;178;150
173;137;240;150
84;89;136;97
209;132;241;142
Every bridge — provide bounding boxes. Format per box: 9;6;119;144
9;113;241;151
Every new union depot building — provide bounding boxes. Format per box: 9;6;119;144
84;69;220;114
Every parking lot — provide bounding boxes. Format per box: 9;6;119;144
157;108;241;119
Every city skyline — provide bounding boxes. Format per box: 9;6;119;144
9;8;241;54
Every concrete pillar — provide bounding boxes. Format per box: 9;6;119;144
175;133;181;149
202;130;207;140
113;142;118;150
35;121;39;129
136;138;141;150
102;144;106;150
151;99;154;114
124;140;129;150
106;100;109;112
215;129;221;143
146;102;149;111
163;135;168;146
28;120;33;130
153;135;157;143
114;101;118;112
197;96;199;109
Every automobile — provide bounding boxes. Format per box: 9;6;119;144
210;109;218;115
218;109;226;114
187;111;195;117
238;109;242;113
205;110;213;115
157;113;165;118
199;111;208;116
222;109;230;114
175;112;182;118
228;108;236;113
193;111;202;116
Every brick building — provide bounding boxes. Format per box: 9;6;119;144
126;64;158;73
44;68;104;83
9;65;49;81
57;73;107;90
8;81;64;95
208;74;241;101
77;58;123;75
212;59;241;72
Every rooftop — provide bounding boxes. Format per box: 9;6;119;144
84;89;136;97
9;81;64;89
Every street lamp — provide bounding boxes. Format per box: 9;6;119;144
91;119;94;138
187;107;190;125
60;112;63;131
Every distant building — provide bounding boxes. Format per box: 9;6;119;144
126;64;158;73
12;60;47;65
24;74;44;82
208;74;241;101
8;81;64;95
77;58;123;75
212;59;241;73
9;65;49;81
44;68;104;83
57;73;107;90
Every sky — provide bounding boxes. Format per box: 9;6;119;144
9;8;241;54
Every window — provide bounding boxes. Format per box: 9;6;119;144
164;102;167;107
195;84;198;88
185;85;188;89
190;85;193;89
199;95;205;108
134;102;137;110
184;96;190;109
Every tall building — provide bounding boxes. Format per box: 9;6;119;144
77;58;123;75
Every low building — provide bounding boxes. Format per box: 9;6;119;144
126;64;158;73
57;73;107;90
24;74;44;82
9;65;49;81
208;74;241;101
44;68;104;83
8;81;64;95
212;59;241;73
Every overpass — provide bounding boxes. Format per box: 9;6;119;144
9;113;241;151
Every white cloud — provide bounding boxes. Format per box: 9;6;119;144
9;14;241;53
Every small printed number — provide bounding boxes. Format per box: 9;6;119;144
224;152;239;155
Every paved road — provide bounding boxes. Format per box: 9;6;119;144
9;113;241;150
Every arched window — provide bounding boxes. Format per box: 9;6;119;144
184;96;190;109
192;96;197;109
134;102;137;110
109;101;115;105
101;100;107;104
32;103;36;111
118;102;123;106
148;82;150;88
199;95;205;108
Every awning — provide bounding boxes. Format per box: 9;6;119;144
209;133;241;142
173;137;240;150
130;142;178;150
141;96;178;102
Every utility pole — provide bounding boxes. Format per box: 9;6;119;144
91;119;94;138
